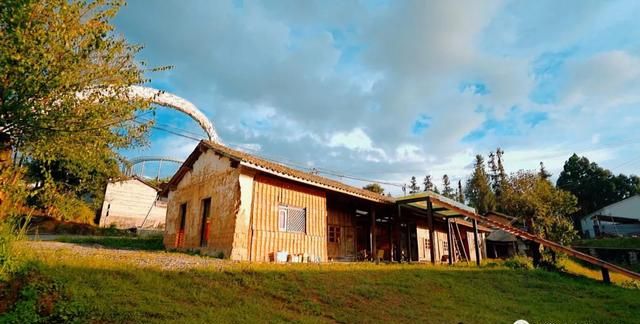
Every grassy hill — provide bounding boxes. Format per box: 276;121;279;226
3;241;640;323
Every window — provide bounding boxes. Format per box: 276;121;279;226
328;226;341;243
278;205;306;233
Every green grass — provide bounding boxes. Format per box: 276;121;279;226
55;235;164;251
9;243;640;324
573;237;640;249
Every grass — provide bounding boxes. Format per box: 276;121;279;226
55;235;164;251
6;242;640;323
573;237;640;249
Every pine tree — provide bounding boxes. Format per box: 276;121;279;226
408;176;420;194
465;155;496;214
442;174;454;198
538;161;551;180
496;148;508;195
423;175;434;192
433;185;440;194
457;180;465;203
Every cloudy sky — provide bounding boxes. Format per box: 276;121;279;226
115;0;640;195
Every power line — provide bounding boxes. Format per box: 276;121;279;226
139;119;405;188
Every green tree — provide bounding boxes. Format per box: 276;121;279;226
0;0;154;221
457;180;464;203
441;174;454;198
500;170;578;266
465;155;495;214
556;154;640;224
408;176;420;194
363;183;384;195
423;175;433;192
538;161;551;180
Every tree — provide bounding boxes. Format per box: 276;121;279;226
538;162;552;180
557;154;640;224
500;170;578;266
363;183;384;195
433;185;440;194
457;180;465;203
0;0;154;221
441;174;454;198
423;175;434;192
465;155;495;214
408;176;420;194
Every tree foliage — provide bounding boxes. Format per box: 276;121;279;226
441;174;454;199
408;176;420;194
423;175;433;192
557;154;640;222
465;155;495;214
0;0;154;221
362;183;384;195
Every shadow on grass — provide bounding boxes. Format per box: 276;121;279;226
25;260;640;324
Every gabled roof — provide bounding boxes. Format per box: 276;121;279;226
112;175;160;192
165;140;393;203
582;195;640;221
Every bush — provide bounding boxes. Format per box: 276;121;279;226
504;256;534;270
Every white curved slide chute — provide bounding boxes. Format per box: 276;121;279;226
128;86;221;143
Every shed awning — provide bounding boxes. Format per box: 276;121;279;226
395;191;476;218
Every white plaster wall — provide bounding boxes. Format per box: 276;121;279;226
100;179;165;228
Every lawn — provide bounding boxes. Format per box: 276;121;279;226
3;241;640;323
55;235;164;251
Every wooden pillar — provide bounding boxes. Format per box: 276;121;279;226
601;267;611;284
426;197;436;264
395;205;401;262
472;219;481;266
446;218;453;265
372;209;378;264
388;220;393;262
406;222;412;263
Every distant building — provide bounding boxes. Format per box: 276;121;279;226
99;176;167;229
580;195;640;238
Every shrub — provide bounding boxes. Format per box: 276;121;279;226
504;256;534;270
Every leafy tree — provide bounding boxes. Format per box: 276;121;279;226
363;183;384;195
441;174;454;198
500;170;578;266
408;176;420;194
0;0;154;221
465;155;495;214
557;154;640;224
423;175;434;192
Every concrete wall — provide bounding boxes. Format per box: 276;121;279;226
100;179;165;229
164;150;241;258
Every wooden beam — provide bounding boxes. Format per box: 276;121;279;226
372;209;378;264
397;197;428;204
406;222;412;263
446;218;453;265
472;219;481;266
427;197;436;264
601;267;611;284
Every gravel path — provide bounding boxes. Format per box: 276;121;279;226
23;241;228;271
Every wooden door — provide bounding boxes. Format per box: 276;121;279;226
328;225;356;261
416;228;431;262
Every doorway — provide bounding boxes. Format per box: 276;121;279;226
200;198;211;247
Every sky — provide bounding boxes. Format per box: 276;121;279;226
114;0;640;195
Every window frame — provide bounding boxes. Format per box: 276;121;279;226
278;205;307;234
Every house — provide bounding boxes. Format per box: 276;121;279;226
162;140;490;262
99;176;167;229
580;195;640;238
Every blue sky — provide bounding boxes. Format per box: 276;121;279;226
114;0;640;194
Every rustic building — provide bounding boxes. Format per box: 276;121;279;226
163;141;489;263
99;176;167;229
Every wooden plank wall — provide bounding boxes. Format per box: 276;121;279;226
327;203;356;260
250;174;328;262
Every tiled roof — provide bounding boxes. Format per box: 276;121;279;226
167;140;393;203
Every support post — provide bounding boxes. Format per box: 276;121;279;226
427;197;436;264
446;218;453;265
372;209;378;264
406;222;412;263
472;219;481;266
601;267;611;284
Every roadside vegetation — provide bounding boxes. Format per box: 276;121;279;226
55;235;164;251
573;237;640;249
